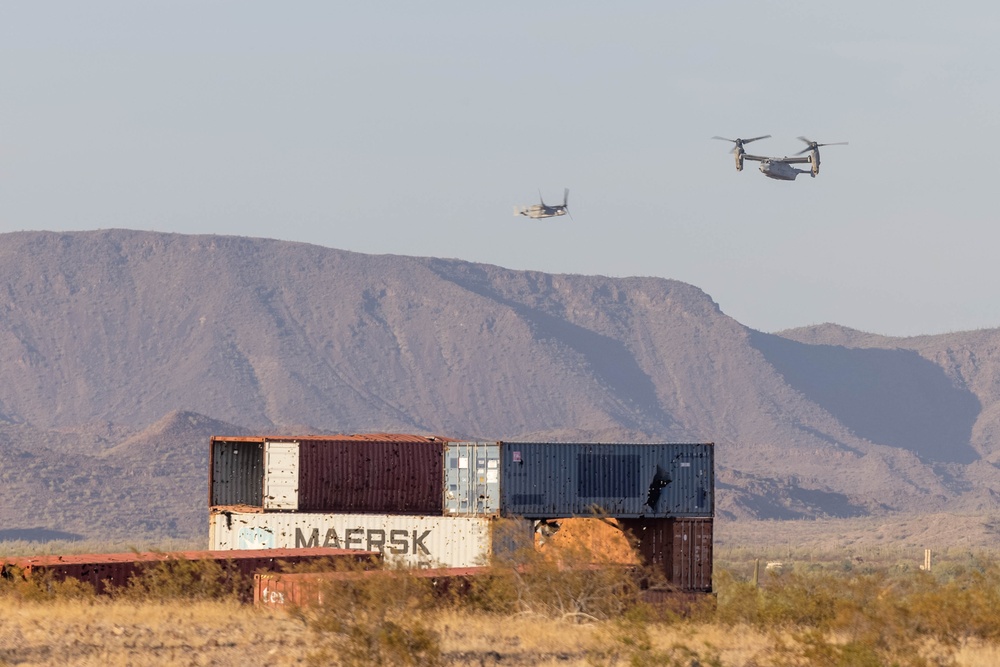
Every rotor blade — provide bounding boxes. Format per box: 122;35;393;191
711;137;740;154
796;136;817;155
815;142;848;147
743;135;771;144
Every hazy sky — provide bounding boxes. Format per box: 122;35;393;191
3;3;999;336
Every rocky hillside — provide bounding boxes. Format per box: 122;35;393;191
0;230;996;543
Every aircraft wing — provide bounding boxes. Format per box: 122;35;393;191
742;153;767;162
778;155;811;164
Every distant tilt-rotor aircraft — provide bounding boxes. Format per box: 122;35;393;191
713;135;847;180
515;189;571;219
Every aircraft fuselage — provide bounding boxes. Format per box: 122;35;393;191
759;159;811;181
518;207;567;219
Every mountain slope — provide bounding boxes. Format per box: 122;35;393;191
0;230;996;541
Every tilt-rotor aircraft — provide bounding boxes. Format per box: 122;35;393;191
712;135;847;180
515;189;571;219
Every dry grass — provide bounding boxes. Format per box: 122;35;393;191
5;598;1000;666
0;598;307;666
0;600;771;667
6;518;1000;666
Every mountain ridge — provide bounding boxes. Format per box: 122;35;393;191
0;229;996;542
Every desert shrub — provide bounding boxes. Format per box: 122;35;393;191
109;556;245;602
756;569;842;629
895;562;1000;646
302;561;442;667
713;565;981;666
484;528;646;622
589;606;724;667
768;628;888;667
0;565;96;601
713;568;762;626
280;554;380;574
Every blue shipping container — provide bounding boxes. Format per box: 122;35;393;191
499;443;713;519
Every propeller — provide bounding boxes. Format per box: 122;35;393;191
561;188;573;220
712;135;771;153
796;137;848;155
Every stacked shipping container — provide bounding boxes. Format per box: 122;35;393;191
211;435;447;513
499;442;712;518
209;435;714;591
209;511;514;569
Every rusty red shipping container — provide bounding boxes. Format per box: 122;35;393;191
619;517;713;593
255;566;489;607
297;439;444;514
210;434;450;514
0;547;376;596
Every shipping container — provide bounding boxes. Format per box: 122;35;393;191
0;548;375;597
211;440;264;508
443;441;500;516
210;511;529;569
210;434;449;514
499;442;713;519
297;438;443;514
620;517;713;592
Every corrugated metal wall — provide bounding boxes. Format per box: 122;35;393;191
671;517;713;592
619;517;713;592
297;440;444;514
210;511;499;569
499;443;714;518
211;439;264;507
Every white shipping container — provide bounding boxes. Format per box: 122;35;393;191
210;512;510;569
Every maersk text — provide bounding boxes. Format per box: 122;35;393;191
294;527;432;555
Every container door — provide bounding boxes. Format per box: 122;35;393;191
211;440;265;508
672;518;713;592
263;441;300;510
444;443;499;516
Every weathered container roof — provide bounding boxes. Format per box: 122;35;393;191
0;547;372;569
211;433;455;443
